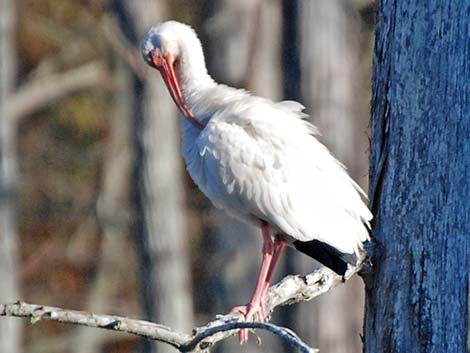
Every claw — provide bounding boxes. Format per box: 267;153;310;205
230;303;266;344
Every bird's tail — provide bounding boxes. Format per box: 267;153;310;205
293;239;357;276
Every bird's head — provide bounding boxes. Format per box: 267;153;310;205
141;21;205;129
141;22;182;69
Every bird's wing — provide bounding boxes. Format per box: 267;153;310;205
195;99;372;254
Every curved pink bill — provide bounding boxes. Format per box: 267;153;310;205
150;50;204;129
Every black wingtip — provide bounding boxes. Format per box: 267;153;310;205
293;239;356;276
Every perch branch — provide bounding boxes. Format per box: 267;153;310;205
0;302;189;348
1;261;363;352
189;260;363;348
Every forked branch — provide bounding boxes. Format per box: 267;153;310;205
0;261;364;352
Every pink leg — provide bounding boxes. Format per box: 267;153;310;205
261;238;286;305
231;221;274;344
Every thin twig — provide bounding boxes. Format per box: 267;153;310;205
181;322;318;353
243;0;264;88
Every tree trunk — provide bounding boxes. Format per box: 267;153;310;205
72;55;133;353
365;1;470;352
198;1;282;351
0;0;21;352
290;1;370;352
114;1;194;352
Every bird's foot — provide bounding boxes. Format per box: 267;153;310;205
231;302;266;344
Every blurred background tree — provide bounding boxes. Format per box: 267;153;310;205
1;0;21;352
0;0;375;352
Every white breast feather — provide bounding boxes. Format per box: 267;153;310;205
182;91;372;255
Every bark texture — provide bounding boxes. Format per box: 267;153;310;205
365;1;470;352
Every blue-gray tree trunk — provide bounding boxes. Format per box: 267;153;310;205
365;1;469;352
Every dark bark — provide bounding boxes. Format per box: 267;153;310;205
112;0;156;325
365;1;470;353
280;1;303;351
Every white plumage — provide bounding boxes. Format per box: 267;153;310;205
182;91;371;254
141;20;372;342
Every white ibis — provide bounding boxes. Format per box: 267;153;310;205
141;21;372;343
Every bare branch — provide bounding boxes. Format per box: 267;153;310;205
190;263;362;348
1;262;364;352
0;302;190;348
7;61;109;124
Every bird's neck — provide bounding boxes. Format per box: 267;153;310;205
175;40;248;126
176;45;217;115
